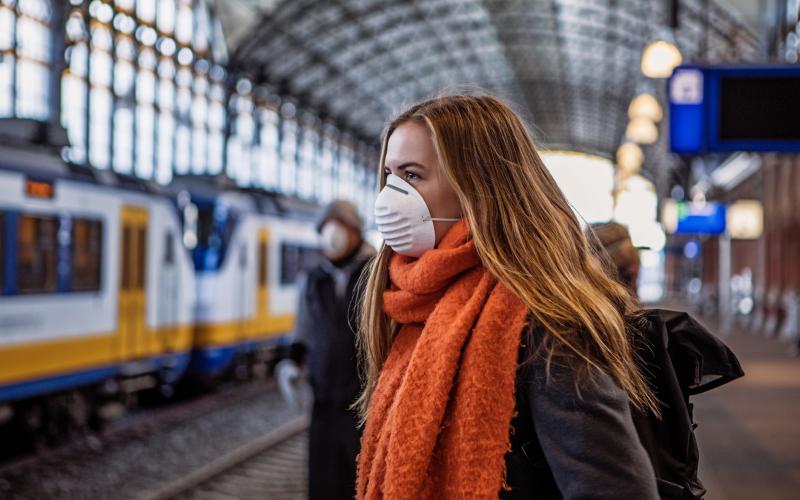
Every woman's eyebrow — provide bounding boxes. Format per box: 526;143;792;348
387;161;427;170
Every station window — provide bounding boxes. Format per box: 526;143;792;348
0;0;54;120
226;86;255;186
257;105;280;190
17;214;58;294
71;218;103;292
318;129;338;204
337;141;354;200
297;124;318;202
61;0;223;181
280;117;299;195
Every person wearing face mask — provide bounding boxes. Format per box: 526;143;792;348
355;95;660;500
275;199;374;500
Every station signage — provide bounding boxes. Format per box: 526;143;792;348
662;199;726;235
669;65;800;154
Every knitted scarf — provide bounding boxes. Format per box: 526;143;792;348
357;220;530;499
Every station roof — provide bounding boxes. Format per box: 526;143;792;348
220;0;761;164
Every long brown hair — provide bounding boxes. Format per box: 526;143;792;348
355;94;657;420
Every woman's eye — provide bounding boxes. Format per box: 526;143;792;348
404;171;419;181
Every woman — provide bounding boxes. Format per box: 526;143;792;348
355;94;660;499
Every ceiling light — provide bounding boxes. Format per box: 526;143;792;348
626;117;659;145
616;142;644;174
628;93;663;122
641;39;683;78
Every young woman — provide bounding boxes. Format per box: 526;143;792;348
355;94;660;499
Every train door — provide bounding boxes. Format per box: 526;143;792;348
255;229;270;334
119;206;148;360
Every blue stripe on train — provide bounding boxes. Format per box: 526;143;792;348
0;352;191;404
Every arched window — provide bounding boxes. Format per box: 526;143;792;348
226;81;254;186
257;103;280;189
0;0;53;120
337;137;354;201
61;0;222;182
297;118;318;201
318;125;338;204
279;108;298;196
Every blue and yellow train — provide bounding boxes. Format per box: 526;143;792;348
0;143;321;436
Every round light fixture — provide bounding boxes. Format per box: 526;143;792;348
626;117;659;145
616;142;644;174
628;93;663;122
641;39;683;78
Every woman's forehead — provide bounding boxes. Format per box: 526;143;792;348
385;122;435;164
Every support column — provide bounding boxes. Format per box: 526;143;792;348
758;158;776;335
719;232;733;336
780;157;800;341
764;157;789;336
702;236;719;315
748;163;767;332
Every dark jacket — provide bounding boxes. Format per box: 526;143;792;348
502;329;660;499
290;243;374;409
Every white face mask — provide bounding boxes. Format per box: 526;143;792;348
374;174;459;257
319;220;350;260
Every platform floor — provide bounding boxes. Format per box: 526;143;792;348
189;315;799;500
691;319;800;500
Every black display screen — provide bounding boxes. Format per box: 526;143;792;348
719;76;800;141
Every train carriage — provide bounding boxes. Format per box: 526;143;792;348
171;176;321;381
0;144;195;428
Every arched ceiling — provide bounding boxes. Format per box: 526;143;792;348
224;0;761;164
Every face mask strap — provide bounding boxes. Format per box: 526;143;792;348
423;216;461;222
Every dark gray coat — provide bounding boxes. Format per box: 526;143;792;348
502;331;660;499
290;243;374;409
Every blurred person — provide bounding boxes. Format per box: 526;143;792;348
355;95;659;499
588;221;641;293
276;199;374;500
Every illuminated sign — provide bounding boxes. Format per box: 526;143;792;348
673;201;726;235
727;200;763;239
25;178;55;199
670;65;800;154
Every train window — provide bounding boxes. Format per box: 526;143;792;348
0;212;4;294
71;218;103;292
195;205;215;248
301;247;323;274
121;227;132;290
258;240;268;286
17;214;58;293
164;231;174;265
280;243;323;285
136;227;147;289
191;203;236;271
280;244;300;285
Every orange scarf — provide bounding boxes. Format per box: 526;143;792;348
357;220;530;499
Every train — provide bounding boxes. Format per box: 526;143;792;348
0;141;322;442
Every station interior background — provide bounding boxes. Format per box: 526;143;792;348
0;0;799;499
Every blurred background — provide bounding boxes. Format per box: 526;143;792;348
0;0;798;499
